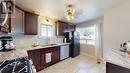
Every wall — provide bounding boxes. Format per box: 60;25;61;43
103;1;130;57
0;16;63;49
77;17;103;57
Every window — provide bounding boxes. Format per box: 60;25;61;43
78;26;95;45
40;24;53;37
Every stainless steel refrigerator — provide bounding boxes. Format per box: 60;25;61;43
64;31;80;57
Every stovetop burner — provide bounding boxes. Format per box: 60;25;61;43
0;57;33;73
0;49;15;52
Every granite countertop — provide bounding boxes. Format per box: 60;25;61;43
105;49;130;69
26;43;71;51
0;43;71;62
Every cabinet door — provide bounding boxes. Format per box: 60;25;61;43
24;12;38;35
55;21;75;36
55;21;68;36
68;24;75;31
11;8;24;33
52;47;60;63
27;50;41;72
56;21;64;36
41;48;53;67
106;62;130;73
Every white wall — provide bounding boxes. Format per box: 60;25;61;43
103;1;130;57
77;17;103;57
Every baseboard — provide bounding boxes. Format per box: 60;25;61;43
80;52;104;64
80;52;96;59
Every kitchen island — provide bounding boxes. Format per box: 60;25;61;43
105;49;130;73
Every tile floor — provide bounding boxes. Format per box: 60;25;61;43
38;54;106;73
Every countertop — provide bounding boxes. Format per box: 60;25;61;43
27;43;71;51
105;49;130;69
0;43;71;62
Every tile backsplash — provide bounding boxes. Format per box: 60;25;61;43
0;33;63;49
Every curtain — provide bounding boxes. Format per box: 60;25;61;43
95;23;103;63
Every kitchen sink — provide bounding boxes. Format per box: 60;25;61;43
40;44;57;47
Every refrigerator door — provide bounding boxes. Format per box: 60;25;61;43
70;31;80;57
73;32;80;57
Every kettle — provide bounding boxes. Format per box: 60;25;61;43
121;42;130;52
127;41;130;51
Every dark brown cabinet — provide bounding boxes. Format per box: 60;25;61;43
41;47;60;67
27;49;41;71
41;48;52;67
55;21;75;36
0;3;38;34
51;47;60;64
67;24;75;31
24;12;38;35
55;21;67;36
106;62;130;73
27;46;60;72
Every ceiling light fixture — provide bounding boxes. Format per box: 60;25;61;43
66;4;75;20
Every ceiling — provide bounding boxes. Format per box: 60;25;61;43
15;0;128;24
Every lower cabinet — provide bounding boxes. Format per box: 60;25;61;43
27;46;60;72
106;62;130;73
51;47;60;64
27;49;41;71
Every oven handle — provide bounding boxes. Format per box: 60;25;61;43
1;1;8;26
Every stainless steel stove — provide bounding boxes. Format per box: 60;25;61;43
0;57;35;73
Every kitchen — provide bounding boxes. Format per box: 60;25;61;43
0;0;80;72
1;0;130;73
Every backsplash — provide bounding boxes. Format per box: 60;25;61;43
0;33;63;49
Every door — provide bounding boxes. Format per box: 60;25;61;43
41;48;52;67
41;47;60;67
27;50;41;72
52;47;60;63
60;45;69;60
73;32;80;57
11;8;24;33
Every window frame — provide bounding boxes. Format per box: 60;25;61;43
40;24;53;37
78;26;95;45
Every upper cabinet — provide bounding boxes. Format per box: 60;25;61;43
55;21;75;36
24;12;38;35
0;5;38;35
55;21;67;36
11;8;24;34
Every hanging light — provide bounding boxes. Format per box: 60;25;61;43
66;4;75;20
